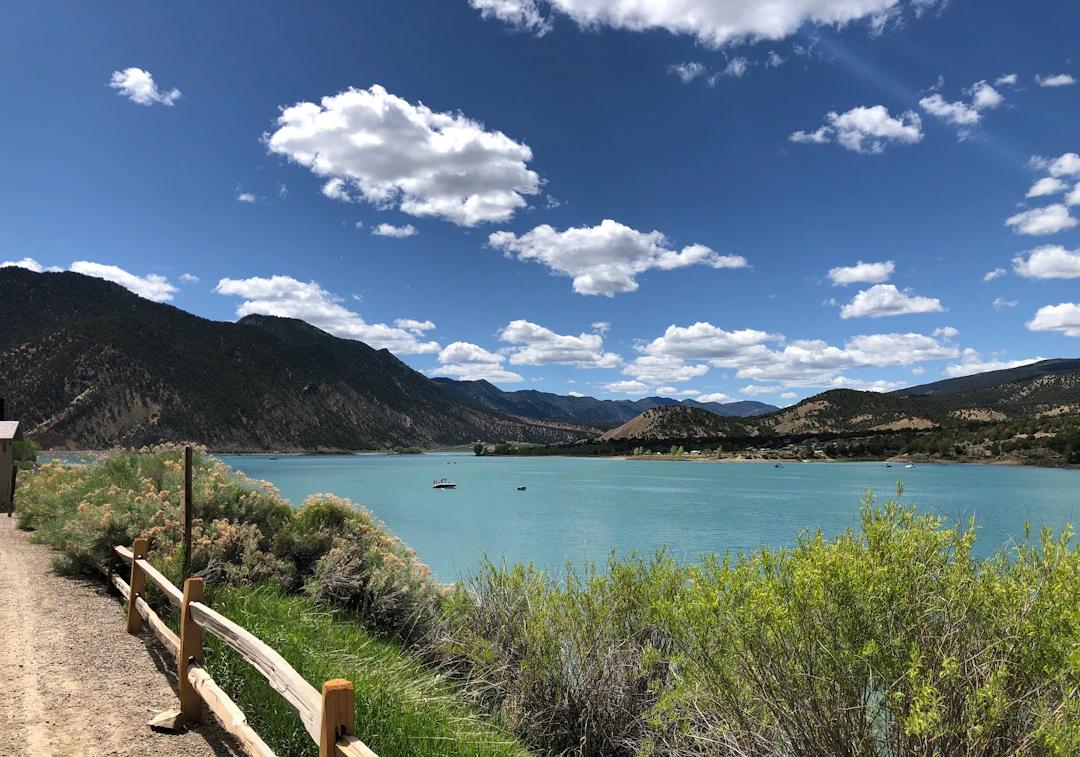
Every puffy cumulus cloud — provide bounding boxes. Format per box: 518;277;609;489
1013;245;1080;279
697;392;733;402
945;349;1043;377
469;0;941;48
498;319;621;368
826;376;908;392
108;67;181;106
638;322;957;390
433;341;523;383
489;219;747;296
669;62;706;83
179;273;200;284
0;257;45;272
918;79;1004;136
372;223;418;238
214;275;438;354
70;261;178;302
623;354;709;384
637;322;779;367
603;380;650;395
265;85;540;227
1031;153;1080;178
995;73;1018;87
469;0;552;33
1005;204;1077;236
1067;184;1080;207
1027;177;1068;198
790;105;923;154
932;326;958;339
1036;73;1076;88
1027;303;1080;337
394;318;436;334
840;284;943;319
827;260;894;286
982;268;1006;282
236;191;258;204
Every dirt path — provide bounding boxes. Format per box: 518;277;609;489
0;517;245;757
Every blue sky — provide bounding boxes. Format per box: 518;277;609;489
2;0;1079;405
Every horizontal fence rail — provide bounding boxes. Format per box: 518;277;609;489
113;541;378;757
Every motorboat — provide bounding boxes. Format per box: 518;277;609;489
517;486;527;491
432;478;457;489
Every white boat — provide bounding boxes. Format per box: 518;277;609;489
432;478;457;489
905;463;915;469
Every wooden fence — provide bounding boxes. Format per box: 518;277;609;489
112;538;379;757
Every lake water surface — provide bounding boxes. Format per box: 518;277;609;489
218;454;1080;581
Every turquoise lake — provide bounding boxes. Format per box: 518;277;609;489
218;454;1080;581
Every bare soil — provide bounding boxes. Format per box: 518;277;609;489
0;517;245;756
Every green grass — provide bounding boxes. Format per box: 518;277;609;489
201;585;530;757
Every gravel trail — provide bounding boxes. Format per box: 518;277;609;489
0;516;245;756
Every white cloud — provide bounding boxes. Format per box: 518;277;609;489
780;391;798;400
669;62;706;83
567;391;586;397
982;268;1006;282
1013;244;1080;279
236;191;258;204
498;319;621;367
489;219;747;296
265;85;540;227
1027;177;1067;198
840;284;943;318
919;94;980;127
603;380;650;395
1032;153;1080;178
393;318;436;333
826;376;907;392
469;0;941;48
1066;184;1080;207
372;223;418;238
108;67;181;106
918;79;1003;136
766;51;786;68
723;57;750;78
1005;204;1077;236
591;321;611;334
790;105;923;154
945;349;1042;377
993;297;1017;310
1036;73;1076;88
932;326;958;339
639;321;956;390
827;260;894;286
469;0;552;34
623;354;709;384
70;261;178;302
696;392;733;402
214;275;438;354
740;384;780;396
995;73;1018;87
0;257;44;272
1027;303;1080;337
179;273;200;284
434;341;523;383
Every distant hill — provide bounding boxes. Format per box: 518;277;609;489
0;268;590;450
432;378;777;428
600;363;1080;441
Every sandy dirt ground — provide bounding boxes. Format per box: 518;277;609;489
0;516;245;756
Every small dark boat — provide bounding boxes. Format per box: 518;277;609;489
774;463;784;468
433;478;457;489
885;463;892;468
517;486;527;491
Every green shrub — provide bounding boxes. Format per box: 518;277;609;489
13;439;37;463
437;499;1080;756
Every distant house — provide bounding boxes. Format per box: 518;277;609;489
1;420;23;514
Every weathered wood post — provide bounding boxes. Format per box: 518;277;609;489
179;576;205;723
320;679;356;757
126;537;149;633
182;446;193;579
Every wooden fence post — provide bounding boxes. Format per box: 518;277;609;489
179;576;205;723
320;679;355;757
126;537;148;634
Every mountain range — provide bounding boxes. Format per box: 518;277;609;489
0;268;770;450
